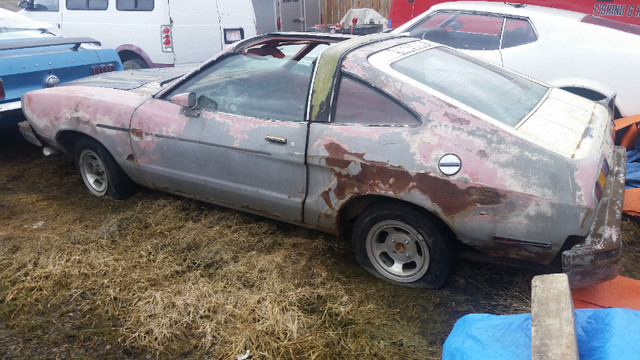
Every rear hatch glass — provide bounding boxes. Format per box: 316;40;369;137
390;47;548;127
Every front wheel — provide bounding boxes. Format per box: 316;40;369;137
74;139;136;200
352;203;453;289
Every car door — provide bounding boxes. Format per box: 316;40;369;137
280;0;305;31
129;48;312;222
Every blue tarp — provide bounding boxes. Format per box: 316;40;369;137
627;149;640;189
442;308;640;360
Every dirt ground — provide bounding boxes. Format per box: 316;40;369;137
1;121;639;359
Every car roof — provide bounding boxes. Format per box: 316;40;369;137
231;32;354;51
429;1;586;22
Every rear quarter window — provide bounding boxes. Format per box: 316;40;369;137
409;11;504;51
501;18;537;48
333;75;419;126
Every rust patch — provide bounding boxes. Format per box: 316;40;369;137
125;154;135;163
323;142;507;217
325;143;413;201
476;150;488;160
320;190;335;210
415;173;506;216
130;128;144;139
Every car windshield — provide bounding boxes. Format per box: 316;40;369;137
0;11;54;39
390;47;548;127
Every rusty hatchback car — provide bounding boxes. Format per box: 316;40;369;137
19;32;625;289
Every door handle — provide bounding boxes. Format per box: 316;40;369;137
294;17;304;23
265;135;287;144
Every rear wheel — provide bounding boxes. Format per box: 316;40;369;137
122;58;148;70
74;139;136;200
352;203;453;289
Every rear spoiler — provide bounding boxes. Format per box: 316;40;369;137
599;93;617;119
0;37;101;51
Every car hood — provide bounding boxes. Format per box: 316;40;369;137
66;66;192;93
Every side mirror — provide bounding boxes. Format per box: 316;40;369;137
18;1;31;9
170;92;197;109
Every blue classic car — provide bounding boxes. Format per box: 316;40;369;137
0;8;122;128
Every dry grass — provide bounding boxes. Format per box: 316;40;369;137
1;127;638;359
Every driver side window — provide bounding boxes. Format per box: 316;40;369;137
166;43;320;122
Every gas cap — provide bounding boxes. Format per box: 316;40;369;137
44;75;60;88
438;154;461;175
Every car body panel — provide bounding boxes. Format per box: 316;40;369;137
129;98;309;221
393;1;640;117
19;32;625;288
0;8;122;127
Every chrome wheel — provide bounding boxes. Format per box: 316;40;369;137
365;220;430;283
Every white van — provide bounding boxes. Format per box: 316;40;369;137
18;0;257;69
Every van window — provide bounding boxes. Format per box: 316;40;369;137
25;0;59;11
66;0;107;10
116;0;153;11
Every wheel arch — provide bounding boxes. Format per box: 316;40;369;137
56;130;96;154
338;195;456;240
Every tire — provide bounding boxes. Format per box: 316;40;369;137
352;203;453;289
74;139;136;200
122;58;148;70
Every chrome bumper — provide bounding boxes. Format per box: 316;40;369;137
562;146;626;289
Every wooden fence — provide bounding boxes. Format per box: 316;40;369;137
321;0;392;24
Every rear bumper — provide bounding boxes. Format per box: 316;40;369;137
18;121;44;147
562;146;626;289
0;100;21;114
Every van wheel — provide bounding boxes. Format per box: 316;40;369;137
122;58;148;70
352;203;453;289
74;139;137;200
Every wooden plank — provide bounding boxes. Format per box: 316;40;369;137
531;274;579;360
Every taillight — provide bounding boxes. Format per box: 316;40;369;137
0;78;5;100
594;159;609;201
91;64;117;75
161;25;173;52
